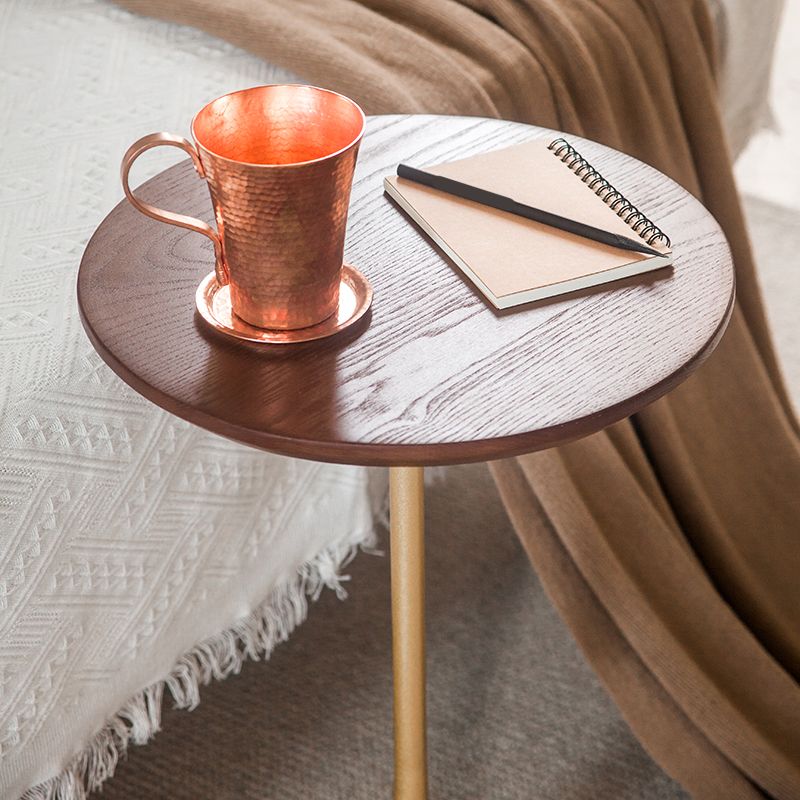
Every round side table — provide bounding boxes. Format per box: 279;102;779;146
78;115;734;799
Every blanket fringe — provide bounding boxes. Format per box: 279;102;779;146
22;524;378;800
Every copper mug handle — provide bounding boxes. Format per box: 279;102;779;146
120;132;228;286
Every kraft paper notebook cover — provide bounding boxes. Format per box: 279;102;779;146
384;139;673;309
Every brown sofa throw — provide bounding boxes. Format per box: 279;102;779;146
114;1;800;797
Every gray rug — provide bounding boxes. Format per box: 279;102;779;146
101;463;687;799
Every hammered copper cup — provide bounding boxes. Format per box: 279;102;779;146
121;85;366;330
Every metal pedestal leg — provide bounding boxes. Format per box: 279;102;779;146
389;466;427;800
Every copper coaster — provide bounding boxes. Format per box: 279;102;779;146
195;264;372;345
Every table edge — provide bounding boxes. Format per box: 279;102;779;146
77;270;735;467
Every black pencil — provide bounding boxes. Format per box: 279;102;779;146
396;163;664;258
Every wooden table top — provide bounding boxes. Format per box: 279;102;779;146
78;115;734;466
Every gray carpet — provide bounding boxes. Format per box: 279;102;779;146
101;463;687;799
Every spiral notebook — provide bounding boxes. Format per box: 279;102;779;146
384;138;673;309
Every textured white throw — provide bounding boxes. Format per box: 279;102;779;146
0;3;383;798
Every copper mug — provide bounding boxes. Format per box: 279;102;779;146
121;85;366;330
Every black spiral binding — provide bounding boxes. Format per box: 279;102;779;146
547;138;671;249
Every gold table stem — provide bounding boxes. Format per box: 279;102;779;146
390;466;428;800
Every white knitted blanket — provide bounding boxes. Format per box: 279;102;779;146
0;3;383;797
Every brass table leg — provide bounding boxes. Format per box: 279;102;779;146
390;466;428;800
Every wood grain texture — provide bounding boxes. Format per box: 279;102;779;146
78;115;735;466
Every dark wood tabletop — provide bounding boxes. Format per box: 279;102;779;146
78;115;735;467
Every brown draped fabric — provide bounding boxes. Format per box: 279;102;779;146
115;1;800;797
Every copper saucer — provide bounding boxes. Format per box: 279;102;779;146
195;264;372;345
